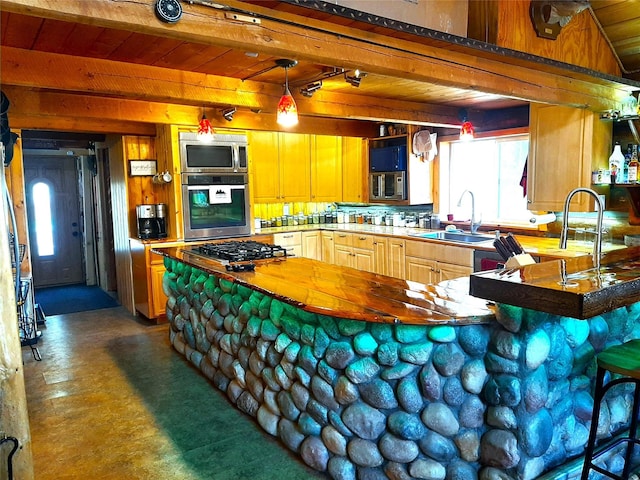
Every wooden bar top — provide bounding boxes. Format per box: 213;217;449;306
469;246;640;319
154;246;495;326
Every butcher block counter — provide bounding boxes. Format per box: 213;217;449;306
154;245;494;325
470;246;640;319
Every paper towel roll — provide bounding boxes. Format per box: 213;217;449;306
529;213;556;224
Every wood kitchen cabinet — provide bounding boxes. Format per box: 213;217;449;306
387;238;406;279
527;104;611;211
130;239;168;322
249;132;311;203
373;236;388;275
311;135;342;202
321;231;335;264
301;230;321;260
404;239;473;284
273;231;303;258
342;136;366;203
333;232;377;273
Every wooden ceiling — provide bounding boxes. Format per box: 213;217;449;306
0;0;638;139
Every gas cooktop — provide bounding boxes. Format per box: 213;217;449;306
191;240;287;268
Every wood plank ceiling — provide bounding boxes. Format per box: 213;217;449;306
0;0;638;140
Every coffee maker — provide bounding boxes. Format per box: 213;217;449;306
136;204;167;240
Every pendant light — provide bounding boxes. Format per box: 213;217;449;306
459;109;474;141
197;108;214;142
275;59;298;128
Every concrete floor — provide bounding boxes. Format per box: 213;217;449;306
22;307;326;479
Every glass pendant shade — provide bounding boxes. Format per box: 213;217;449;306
460;121;475;141
197;113;214;142
277;85;298;127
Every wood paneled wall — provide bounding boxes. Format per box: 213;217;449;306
468;0;620;76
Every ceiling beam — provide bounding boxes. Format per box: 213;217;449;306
0;0;633;112
0;47;463;127
1;85;379;137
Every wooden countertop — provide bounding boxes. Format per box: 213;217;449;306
154;246;495;326
469;246;640;319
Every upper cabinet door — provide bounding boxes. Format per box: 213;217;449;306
527;104;610;212
279;132;311;202
311;135;343;202
249;131;280;203
342;136;365;203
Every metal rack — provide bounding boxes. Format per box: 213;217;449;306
10;233;41;361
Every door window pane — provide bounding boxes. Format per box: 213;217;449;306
32;182;54;256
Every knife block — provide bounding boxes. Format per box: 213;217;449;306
505;253;537;269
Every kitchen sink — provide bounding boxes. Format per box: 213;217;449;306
413;231;494;244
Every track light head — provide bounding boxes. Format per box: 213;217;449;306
345;70;366;87
300;81;323;97
222;107;236;122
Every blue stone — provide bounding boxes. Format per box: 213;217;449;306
419;363;442;401
519;409;553;457
522;366;549;413
483;375;521;407
491;331;521;360
588;316;609;351
358;378;398;410
387;411;426;440
300;436;329;471
485;352;519;374
559;317;590;348
495;304;523;332
260;319;279;341
335;375;359;405
318;360;339;384
380;362;418;381
399;342;434;365
458;325;490;357
443;377;465;407
433;343;465;376
183;321;196;348
298;345;318;374
329;410;353;437
378;433;419;463
418;430;457;461
311;375;340;411
298;412;322;436
428;325;456;343
280;315;301;340
325;341;356;369
277;390;301;421
459;395;485;428
377;341;399;366
327;456;356;480
345;358;380;384
307;398;329;425
354;332;378;356
301;324;315;345
342;403;386;440
573;390;594;421
446;460;477;480
314;327;331;358
525;329;551;371
397;376;423;413
278;417;305;451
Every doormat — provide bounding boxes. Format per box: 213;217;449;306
34;284;119;316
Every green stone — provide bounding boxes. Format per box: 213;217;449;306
247;315;263;337
354;332;378;356
428;326;456;343
396;325;427;344
338;319;367;337
370;323;393;342
270;299;285;325
301;324;315;345
219;278;234;293
318;315;341;339
237;284;253;300
260;319;280;341
281;314;302;340
313;327;330;358
297;309;318;325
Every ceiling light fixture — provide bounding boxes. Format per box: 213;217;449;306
459;109;475;141
300;81;323;98
275;59;299;127
197;108;214;142
345;69;366;87
222;107;236;122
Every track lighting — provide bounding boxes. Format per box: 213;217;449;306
222;107;236;122
345;69;366;87
300;81;322;98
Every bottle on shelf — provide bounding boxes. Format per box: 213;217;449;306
609;142;625;183
628;145;639;183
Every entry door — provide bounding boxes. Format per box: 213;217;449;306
24;155;84;287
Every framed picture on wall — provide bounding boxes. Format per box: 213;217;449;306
129;160;157;176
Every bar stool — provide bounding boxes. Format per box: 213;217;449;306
582;339;640;480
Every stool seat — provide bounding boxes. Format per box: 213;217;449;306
582;339;640;480
598;340;640;378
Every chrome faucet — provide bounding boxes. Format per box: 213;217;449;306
457;190;481;233
559;187;604;268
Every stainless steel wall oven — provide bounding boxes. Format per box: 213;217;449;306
181;173;250;240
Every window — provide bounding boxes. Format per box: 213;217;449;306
439;134;530;225
32;181;55;256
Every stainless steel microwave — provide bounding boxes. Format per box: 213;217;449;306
179;131;248;173
370;171;406;201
